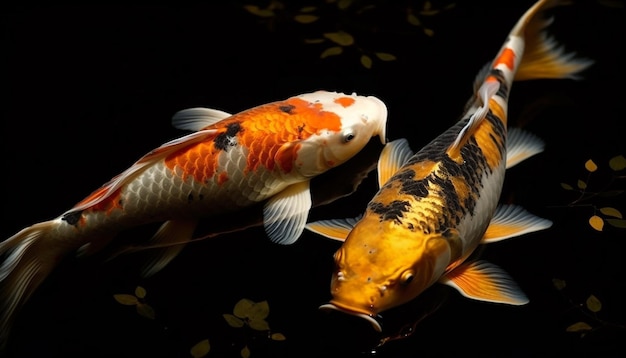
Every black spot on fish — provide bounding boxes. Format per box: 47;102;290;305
489;69;509;100
279;104;296;114
62;210;83;226
187;193;194;203
369;200;411;224
214;122;242;150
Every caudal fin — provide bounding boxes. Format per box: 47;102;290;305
0;220;67;350
513;0;594;80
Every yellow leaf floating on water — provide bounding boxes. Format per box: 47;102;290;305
271;333;287;341
249;319;270;331
136;303;155;320
241;345;251;358
248;300;270;320
586;294;602;312
323;31;354;46
566;321;593;332
361;55;372;69
135;286;147;299
114;294;139;306
552;278;566;290
223;313;245;328
375;52;396;61
234;299;255;318
407;13;421;26
600;207;623;218
606;218;626;229
609;154;626;171
589;215;604;231
190;339;210;358
294;15;318;24
584;159;598;172
321;46;343;59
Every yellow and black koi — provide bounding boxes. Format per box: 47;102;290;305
306;0;592;331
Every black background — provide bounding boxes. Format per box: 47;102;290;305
3;1;625;357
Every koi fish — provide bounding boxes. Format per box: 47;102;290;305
305;0;592;331
0;90;388;347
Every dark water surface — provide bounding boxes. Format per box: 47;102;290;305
3;1;625;357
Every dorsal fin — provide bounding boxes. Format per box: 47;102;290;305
172;107;232;131
447;79;500;156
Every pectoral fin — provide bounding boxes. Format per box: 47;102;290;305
263;181;312;245
304;215;362;241
377;138;414;187
505;128;545;169
141;219;198;277
440;260;528;305
482;204;552;244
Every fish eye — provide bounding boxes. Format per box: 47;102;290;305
400;270;414;285
342;131;356;143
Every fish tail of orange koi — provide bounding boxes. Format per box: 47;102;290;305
512;0;593;81
0;220;71;350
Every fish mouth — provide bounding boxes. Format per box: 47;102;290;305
366;95;388;144
319;302;382;332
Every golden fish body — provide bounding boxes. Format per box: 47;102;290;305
306;0;592;330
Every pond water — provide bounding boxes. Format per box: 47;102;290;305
3;1;624;357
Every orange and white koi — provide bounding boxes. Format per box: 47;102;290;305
305;0;592;331
0;90;388;346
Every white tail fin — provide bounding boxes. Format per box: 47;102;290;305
0;220;68;350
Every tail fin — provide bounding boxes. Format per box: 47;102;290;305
0;220;67;350
513;0;594;80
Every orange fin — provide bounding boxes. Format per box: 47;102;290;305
263;181;312;245
482;204;553;244
440;260;528;305
171;107;232;131
305;215;362;242
141;219;198;277
512;0;593;81
377;138;414;187
68;129;219;213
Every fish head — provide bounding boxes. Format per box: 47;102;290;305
320;216;452;331
290;91;387;177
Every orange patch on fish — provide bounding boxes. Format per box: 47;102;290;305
495;48;516;70
165;141;219;183
217;172;229;185
86;189;123;215
163;98;344;183
334;96;356;108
